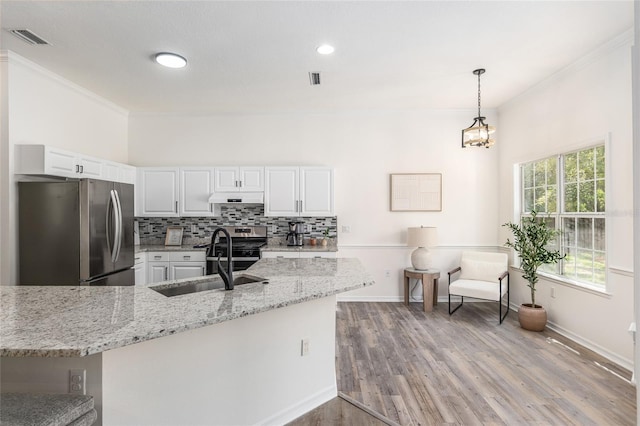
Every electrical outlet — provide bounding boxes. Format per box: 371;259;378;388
191;224;197;234
551;287;556;298
301;338;310;356
341;225;351;233
69;369;86;395
385;270;391;278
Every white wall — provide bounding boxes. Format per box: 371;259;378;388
497;34;634;368
102;296;337;425
129;109;501;300
1;51;129;285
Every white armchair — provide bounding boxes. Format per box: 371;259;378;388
448;251;510;324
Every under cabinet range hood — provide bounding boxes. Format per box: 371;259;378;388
208;192;264;204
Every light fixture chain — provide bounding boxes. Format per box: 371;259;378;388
477;71;482;118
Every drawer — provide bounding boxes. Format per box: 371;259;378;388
147;252;170;262
298;252;337;259
134;253;145;264
168;251;206;262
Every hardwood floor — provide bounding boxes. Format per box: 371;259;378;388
287;395;392;426
334;302;636;425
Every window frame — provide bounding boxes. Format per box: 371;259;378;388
514;138;609;293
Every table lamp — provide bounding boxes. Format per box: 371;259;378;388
407;226;437;270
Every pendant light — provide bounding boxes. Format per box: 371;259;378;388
461;68;495;148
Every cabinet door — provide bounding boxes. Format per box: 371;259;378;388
214;167;240;192
119;165;137;184
77;155;103;178
147;262;169;283
137;168;180;217
170;263;206;280
134;263;147;285
45;147;78;177
180;168;215;217
300;167;334;216
103;162;120;182
264;167;299;217
239;167;264;192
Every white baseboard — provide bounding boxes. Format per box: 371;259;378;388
508;301;633;372
545;321;633;372
259;384;337;426
337;295;403;302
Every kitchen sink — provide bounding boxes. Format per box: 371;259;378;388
151;273;268;297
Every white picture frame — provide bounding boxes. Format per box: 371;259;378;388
165;226;184;246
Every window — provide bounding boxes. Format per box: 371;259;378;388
519;145;605;288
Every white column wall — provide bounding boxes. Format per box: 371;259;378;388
497;37;634;368
2;51;129;286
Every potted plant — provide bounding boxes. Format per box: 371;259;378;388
503;211;565;331
321;228;330;246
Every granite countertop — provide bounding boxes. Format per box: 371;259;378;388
261;243;338;253
135;245;207;253
0;258;373;358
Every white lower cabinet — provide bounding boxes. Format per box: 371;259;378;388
146;251;206;284
261;251;337;259
168;252;206;280
134;253;147;285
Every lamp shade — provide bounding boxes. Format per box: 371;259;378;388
407;227;437;248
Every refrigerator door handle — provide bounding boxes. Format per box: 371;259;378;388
113;189;123;263
107;190;119;263
106;190;113;260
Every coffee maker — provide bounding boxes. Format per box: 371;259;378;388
286;221;305;246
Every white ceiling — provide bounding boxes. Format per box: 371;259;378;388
0;1;634;114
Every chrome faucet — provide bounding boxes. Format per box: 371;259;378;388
212;227;234;290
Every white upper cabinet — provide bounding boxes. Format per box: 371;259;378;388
264;167;299;216
15;144;134;183
180;168;215;217
104;161;136;184
300;167;334;216
265;167;333;217
214;167;264;192
137;168;180;217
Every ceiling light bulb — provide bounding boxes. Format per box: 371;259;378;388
155;52;187;69
316;44;335;55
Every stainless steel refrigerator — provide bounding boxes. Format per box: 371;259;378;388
19;179;135;286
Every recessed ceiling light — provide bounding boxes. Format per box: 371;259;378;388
316;44;335;55
154;52;187;69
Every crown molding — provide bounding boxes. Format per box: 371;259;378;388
498;27;634;112
1;49;128;117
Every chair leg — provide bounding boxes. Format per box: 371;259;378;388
498;275;510;324
449;294;463;316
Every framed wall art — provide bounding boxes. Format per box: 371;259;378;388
390;173;442;212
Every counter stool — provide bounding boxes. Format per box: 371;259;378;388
0;393;97;426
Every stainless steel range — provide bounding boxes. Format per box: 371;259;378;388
205;225;267;274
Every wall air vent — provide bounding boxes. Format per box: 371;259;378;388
309;72;321;86
8;29;50;45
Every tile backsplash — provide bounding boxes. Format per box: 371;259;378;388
136;205;337;245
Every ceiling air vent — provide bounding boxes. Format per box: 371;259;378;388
309;72;321;86
8;29;50;45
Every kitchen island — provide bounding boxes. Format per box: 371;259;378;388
1;258;373;425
